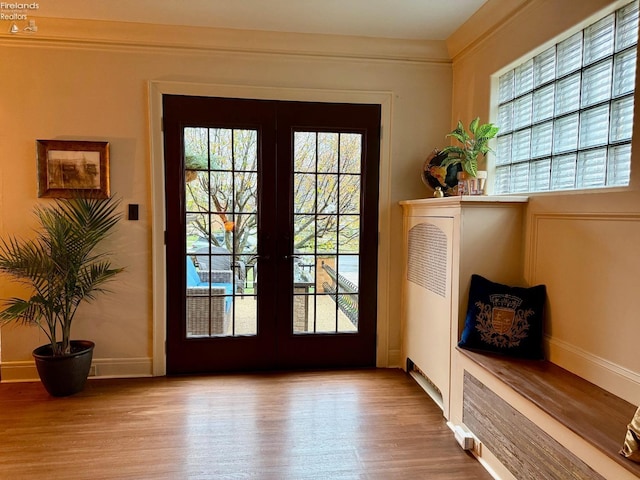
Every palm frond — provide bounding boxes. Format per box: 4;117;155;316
0;297;42;325
0;196;123;355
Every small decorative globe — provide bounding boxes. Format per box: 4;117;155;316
422;149;461;196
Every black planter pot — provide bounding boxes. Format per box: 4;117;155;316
32;340;95;397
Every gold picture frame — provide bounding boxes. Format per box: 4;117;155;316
37;140;110;198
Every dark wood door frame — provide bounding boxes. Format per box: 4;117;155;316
274;101;381;368
163;95;381;374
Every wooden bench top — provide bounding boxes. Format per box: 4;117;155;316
458;347;640;477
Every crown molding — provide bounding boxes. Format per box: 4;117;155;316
446;0;531;60
446;0;625;62
0;16;452;64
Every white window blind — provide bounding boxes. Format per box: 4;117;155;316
495;1;638;193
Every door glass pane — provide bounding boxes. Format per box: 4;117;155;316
316;215;338;254
294;214;315;253
294;174;316;213
339;175;360;214
234;172;258;213
317;133;339;173
184;127;258;338
294;132;316;171
338;216;360;253
235;214;257;255
317;175;339;213
292;131;362;335
209;128;233;170
337;255;359;333
339;133;362;174
184;127;209;170
233;130;258;171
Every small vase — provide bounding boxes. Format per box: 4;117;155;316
475;171;488;195
457;172;470;195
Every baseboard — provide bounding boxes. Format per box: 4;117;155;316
386;348;402;368
546;336;640;405
0;361;40;382
0;357;154;383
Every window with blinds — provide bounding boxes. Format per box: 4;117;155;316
495;1;638;193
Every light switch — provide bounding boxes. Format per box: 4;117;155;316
128;204;139;221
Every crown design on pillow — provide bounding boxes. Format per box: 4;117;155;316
475;296;533;348
489;293;522;310
458;274;546;359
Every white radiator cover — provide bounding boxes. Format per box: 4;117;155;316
400;196;529;422
403;216;454;415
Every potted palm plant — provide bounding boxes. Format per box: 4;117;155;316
441;117;499;195
0;196;123;396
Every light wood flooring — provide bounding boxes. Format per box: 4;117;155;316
0;369;492;479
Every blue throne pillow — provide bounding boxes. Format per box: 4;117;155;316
458;274;546;359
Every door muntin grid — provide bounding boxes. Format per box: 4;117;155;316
292;131;362;334
184;127;258;338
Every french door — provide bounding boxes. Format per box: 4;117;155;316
163;95;380;374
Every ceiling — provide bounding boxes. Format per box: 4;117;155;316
35;0;489;41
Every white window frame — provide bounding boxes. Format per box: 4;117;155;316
492;0;638;194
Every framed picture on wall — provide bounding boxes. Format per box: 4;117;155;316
36;140;110;198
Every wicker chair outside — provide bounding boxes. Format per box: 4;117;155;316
186;285;230;336
194;246;246;293
196;269;233;284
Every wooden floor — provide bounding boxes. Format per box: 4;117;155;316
0;369;491;479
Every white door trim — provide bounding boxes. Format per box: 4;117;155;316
148;80;393;375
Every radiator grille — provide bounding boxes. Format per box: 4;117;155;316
407;222;447;297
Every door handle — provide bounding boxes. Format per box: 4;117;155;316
247;254;270;263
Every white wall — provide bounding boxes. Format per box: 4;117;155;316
0;18;453;378
448;0;640;402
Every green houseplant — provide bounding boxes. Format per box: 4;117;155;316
0;196;123;396
441;117;499;178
